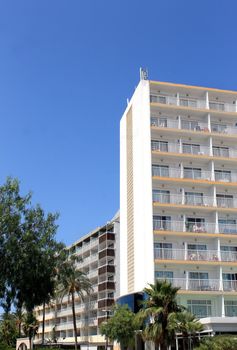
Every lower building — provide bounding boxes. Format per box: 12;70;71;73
34;212;119;349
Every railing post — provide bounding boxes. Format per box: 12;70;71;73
184;242;187;260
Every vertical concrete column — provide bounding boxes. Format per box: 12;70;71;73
215;211;219;233
213;185;217;207
217;238;221;261
207;113;211;131
177;93;180;106
211;160;215;181
179;138;182;153
185;270;189;290
219;266;223;292
178;115;181;129
221;295;225;317
184;241;188;260
181;188;185;205
205;91;209;109
183;214;186;232
209;136;213;156
180;163;184;178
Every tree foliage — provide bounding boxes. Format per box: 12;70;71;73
56;256;93;350
0;178;64;313
136;280;182;350
0;313;18;347
194;335;237;350
100;304;137;349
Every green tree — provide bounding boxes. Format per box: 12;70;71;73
0;178;64;316
169;311;203;350
136;280;182;350
14;308;25;338
100;304;137;350
0;313;18;347
22;312;39;350
195;335;237;350
57;256;93;350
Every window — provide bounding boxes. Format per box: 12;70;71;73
221;246;237;262
186;218;205;232
152;165;169;177
182;143;200;155
209;102;225;111
181;120;199;131
215;169;231;182
187;300;212;318
151;117;167;127
153;189;170;203
225;301;237;317
187;244;207;261
222;273;237;291
216;194;233;208
213;146;229;158
153;216;171;230
151;140;168;152
218;218;237;234
211;123;227;133
155;271;173;281
183;167;202;179
185;192;203;206
154;242;172;259
180;98;197;108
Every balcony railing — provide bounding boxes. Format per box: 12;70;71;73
150;94;237;113
151;141;237;159
153;193;214;207
153;220;216;233
154;248;220;262
156;277;237;292
153;219;237;235
156;277;221;291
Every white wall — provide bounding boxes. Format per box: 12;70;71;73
120;80;154;296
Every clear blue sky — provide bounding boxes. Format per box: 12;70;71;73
0;0;237;245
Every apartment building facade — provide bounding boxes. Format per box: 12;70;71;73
120;74;237;330
35;212;119;348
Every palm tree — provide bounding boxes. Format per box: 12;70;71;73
137;280;182;350
57;257;93;350
169;311;203;350
14;308;25;338
22;312;39;350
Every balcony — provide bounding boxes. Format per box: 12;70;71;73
156;278;237;292
153;193;214;207
153;219;237;235
154;248;219;262
211;123;237;135
150;94;237;113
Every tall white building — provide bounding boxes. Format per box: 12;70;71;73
35;212;119;349
120;73;237;330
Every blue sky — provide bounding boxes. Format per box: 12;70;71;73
0;0;237;245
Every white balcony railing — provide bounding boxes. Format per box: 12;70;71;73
216;197;237;208
154;248;219;262
150;94;237;113
151;141;237;159
153;193;214;207
156;277;221;291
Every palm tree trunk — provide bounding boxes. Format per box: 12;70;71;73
71;291;78;350
42;301;45;345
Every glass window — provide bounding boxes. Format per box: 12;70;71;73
185;192;203;206
213;146;229;158
225;300;237;317
152;165;169;177
181;120;199;131
187;300;212;318
155;271;173;281
215;169;231;182
186;218;205;232
154;243;172;259
182;143;200;155
184;167;202;179
153;189;170;203
153;216;171;230
151;140;168;152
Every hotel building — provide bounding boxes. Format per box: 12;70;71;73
35;212;119;349
120;72;237;330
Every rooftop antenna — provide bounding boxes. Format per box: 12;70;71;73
140;67;148;81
